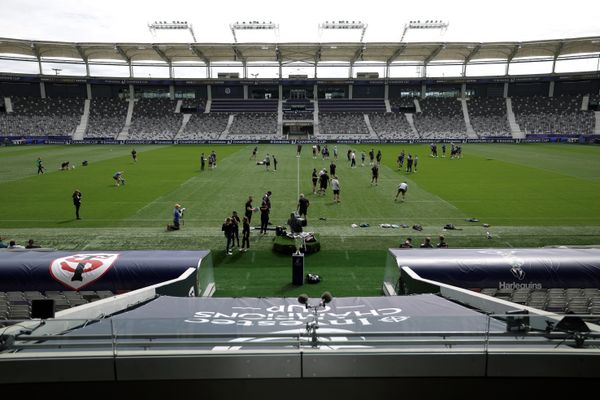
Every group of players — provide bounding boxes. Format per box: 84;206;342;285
429;142;463;159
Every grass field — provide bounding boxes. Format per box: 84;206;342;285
1;143;600;298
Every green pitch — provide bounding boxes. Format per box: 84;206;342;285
1;143;600;297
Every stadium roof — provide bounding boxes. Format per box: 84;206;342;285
1;36;599;66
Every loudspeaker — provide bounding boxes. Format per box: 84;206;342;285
31;299;55;319
292;253;304;285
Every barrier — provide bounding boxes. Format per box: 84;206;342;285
383;248;600;295
0;250;213;295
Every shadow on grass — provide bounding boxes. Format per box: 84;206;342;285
277;283;300;294
57;219;78;224
212;248;246;265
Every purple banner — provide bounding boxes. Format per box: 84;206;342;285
0;250;208;292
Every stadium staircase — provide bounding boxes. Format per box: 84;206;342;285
505;98;524;139
595;112;600;135
3;97;13;113
582;95;589;111
204;99;211;113
218;115;235;139
413;98;422;113
405;113;419;137
175;114;192;138
117;97;135;140
461;98;478;138
175;100;182;113
363;114;379;138
72;99;90;140
384;99;391;113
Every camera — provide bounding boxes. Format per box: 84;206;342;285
181;208;186;211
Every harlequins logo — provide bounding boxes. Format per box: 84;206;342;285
49;254;119;290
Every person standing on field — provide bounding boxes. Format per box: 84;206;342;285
331;175;341;203
37;157;45;174
371;163;379;185
244;195;255;224
297;193;310;223
231;211;241;248
241;216;251;252
72;189;82;220
222;217;235;255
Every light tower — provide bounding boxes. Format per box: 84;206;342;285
400;19;449;42
229;21;279;43
148;20;197;42
318;20;368;42
400;20;449;78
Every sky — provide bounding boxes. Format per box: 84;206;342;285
1;0;600;44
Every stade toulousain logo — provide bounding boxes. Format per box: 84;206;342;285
49;254;119;290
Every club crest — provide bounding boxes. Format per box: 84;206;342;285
49;253;119;290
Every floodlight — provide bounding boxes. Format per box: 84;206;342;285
318;20;368;42
148;20;197;42
229;20;280;43
401;19;449;41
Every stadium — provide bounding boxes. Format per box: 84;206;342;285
1;2;600;397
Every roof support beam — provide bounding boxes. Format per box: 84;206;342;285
115;45;133;78
422;44;445;77
385;45;407;78
552;41;565;74
189;46;209;64
462;44;481;77
75;45;90;77
153;45;173;78
315;46;321;78
350;46;365;64
505;44;521;76
349;46;365;79
231;46;246;78
387;45;407;64
31;43;42;75
232;46;244;62
276;46;282;78
189;46;211;78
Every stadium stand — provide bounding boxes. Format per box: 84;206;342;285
370;112;418;139
128;98;182;140
467;96;511;137
85;97;129;139
478;287;600;318
228;112;278;137
0;290;115;320
512;94;595;136
318;112;370;136
177;113;228;140
0;96;83;137
413;97;467;139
